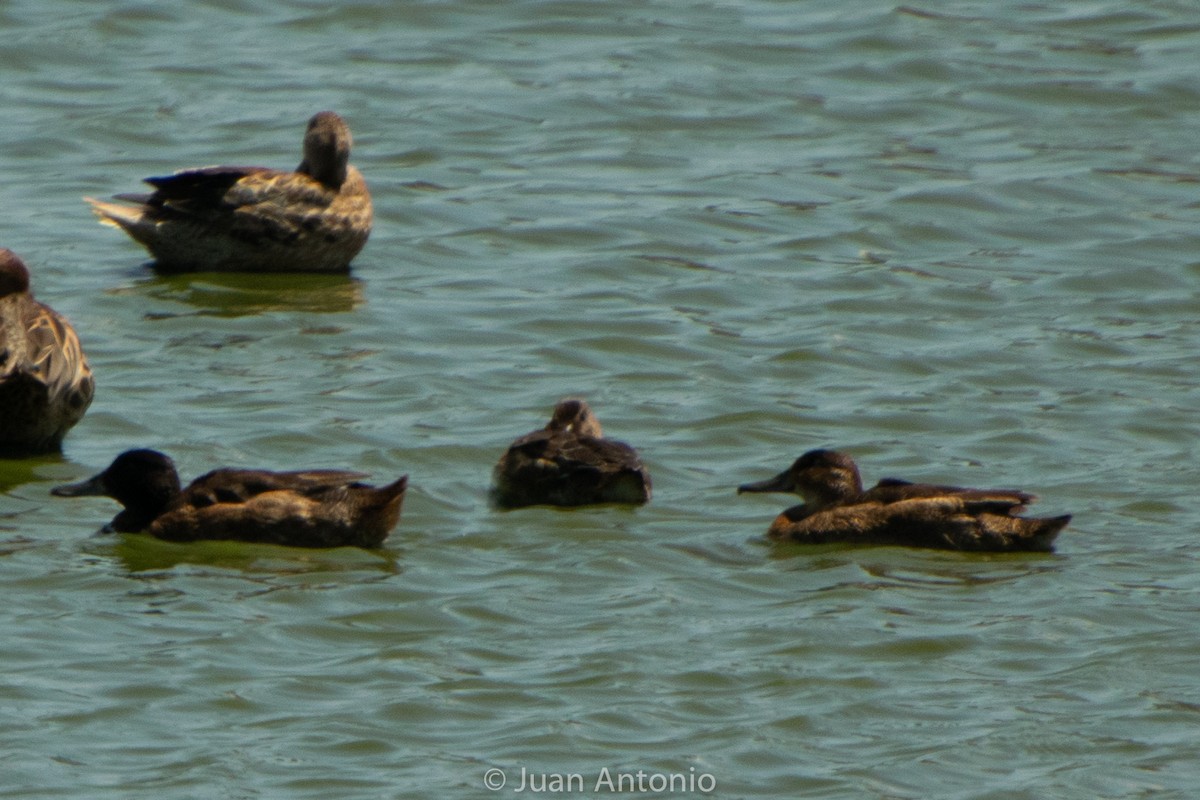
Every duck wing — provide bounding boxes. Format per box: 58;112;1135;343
772;496;1065;552
148;167;345;248
506;431;645;480
142;166;275;210
1;298;94;444
549;433;644;470
864;478;1035;512
178;467;371;509
494;430;649;507
20;302;94;404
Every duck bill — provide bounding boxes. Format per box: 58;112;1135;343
51;473;107;498
737;470;795;494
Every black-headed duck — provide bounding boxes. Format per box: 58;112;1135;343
491;398;651;508
0;249;94;455
52;449;407;548
738;449;1070;552
87;111;372;273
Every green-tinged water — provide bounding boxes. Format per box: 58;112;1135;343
2;1;1199;797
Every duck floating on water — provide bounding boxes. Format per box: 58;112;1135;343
87;111;372;273
52;449;407;548
0;249;94;455
738;449;1070;552
492;398;651;508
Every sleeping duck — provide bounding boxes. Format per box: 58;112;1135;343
52;449;407;548
491;398;651;508
0;249;94;455
87;111;372;273
738;449;1070;552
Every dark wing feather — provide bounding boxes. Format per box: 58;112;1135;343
507;429;555;459
506;429;644;469
180;468;370;509
494;429;648;507
143;166;274;208
864;479;1035;510
551;433;642;469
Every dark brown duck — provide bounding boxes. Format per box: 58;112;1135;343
738;449;1070;552
0;249;94;455
53;449;407;548
491;398;651;508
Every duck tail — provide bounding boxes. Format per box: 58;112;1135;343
379;475;409;501
372;474;408;519
85;197;151;237
352;475;408;547
1028;514;1072;550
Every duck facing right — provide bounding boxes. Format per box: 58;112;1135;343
738;449;1070;552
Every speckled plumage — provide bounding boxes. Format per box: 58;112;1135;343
491;398;651;508
0;249;94;454
738;449;1070;552
87;111;372;273
53;449;407;548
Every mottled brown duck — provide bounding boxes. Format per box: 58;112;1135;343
0;249;94;455
87;111;372;273
738;449;1070;552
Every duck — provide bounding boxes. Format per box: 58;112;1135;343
738;449;1070;552
52;449;407;548
0;249;94;455
86;111;372;273
491;398;651;508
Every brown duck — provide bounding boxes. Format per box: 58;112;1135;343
0;249;94;455
491;398;651;508
52;449;407;548
738;449;1070;551
87;111;372;273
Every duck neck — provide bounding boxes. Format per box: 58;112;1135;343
112;479;180;532
804;468;863;509
300;158;348;189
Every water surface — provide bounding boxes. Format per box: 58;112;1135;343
2;2;1199;798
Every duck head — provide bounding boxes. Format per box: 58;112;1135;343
52;449;182;532
737;448;864;508
297;111;352;189
545;398;604;438
0;249;31;297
